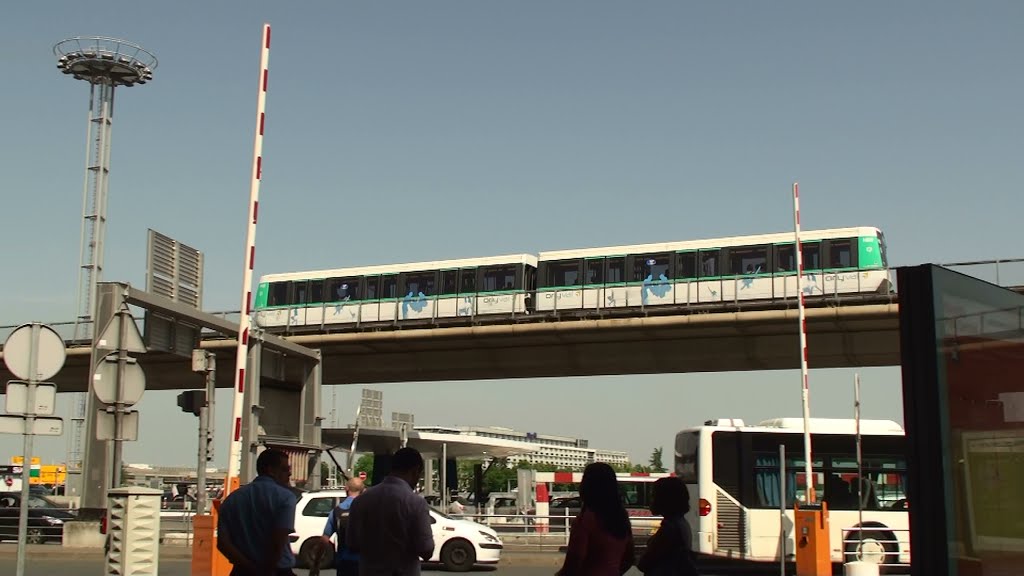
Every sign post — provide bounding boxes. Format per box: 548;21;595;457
2;323;66;576
94;306;147;487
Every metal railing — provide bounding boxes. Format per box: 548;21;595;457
841;526;911;568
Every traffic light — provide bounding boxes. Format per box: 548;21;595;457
176;390;205;416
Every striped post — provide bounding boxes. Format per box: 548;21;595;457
793;182;815;503
225;23;271;496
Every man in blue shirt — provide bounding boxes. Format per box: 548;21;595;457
320;477;365;575
217;449;298;576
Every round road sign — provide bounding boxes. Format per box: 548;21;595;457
3;323;66;381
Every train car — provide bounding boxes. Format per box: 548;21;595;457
253;254;538;331
534;226;889;313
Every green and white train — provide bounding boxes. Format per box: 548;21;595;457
253;226;890;332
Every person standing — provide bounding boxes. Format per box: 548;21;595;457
346;447;435;575
636;476;699;576
320;477;366;576
216;449;298;576
556;462;635;576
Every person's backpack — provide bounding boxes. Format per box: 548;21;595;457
332;503;351;546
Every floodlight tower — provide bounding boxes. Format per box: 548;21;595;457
53;37;157;474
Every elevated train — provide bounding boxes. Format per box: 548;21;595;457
253;226;890;332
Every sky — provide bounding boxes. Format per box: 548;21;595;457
1;2;1023;469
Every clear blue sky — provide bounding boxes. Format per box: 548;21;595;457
1;2;1022;468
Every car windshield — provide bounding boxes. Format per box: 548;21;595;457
28;495;58;508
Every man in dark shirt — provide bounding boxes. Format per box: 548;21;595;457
217;449;298;576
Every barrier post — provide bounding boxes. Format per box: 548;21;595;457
794;500;831;576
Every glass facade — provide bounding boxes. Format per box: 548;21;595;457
899;265;1024;576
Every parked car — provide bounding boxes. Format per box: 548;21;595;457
0;492;77;544
290;489;503;572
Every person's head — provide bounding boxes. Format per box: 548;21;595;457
256;449;292;487
579;462;631;539
389;447;425;488
650;476;690;517
345;477;365;497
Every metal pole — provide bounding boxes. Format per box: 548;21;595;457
855;372;864;554
196;397;208;515
792;182;815;503
226;23;271;496
441;442;448;510
206;353;216;503
779;443;786;576
15;323;40;576
111;307;128;488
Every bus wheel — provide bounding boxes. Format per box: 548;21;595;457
844;530;897;572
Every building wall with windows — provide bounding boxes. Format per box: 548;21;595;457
416;425;631;469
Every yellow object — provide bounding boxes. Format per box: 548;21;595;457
795;501;831;576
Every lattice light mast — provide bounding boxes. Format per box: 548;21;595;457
54;37;157;472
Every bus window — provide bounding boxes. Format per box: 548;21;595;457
675;431;699;482
585;259;604;285
728;246;768;276
267;282;288;307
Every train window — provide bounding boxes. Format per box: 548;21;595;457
267;282;289;306
632;253;670;282
606;257;626;284
482;266;517;291
404;272;436;296
729;246;768;275
440;270;458;295
676;252;697;279
364;276;379;301
829;239;854;269
381;275;398;299
290;281;310;305
326;277;360;302
309;280;324;304
459;268;477;294
547;260;581;287
803;243;821;271
699;249;720;278
776;244;795;272
585;259;604;285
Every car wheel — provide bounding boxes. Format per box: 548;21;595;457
298;537;332;570
26;528;45;545
441;539;476;572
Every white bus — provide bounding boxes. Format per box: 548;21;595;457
674;418;909;569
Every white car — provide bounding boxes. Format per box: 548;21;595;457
290;489;503;572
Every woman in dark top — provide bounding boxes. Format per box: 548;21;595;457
637;477;699;576
556;462;635;576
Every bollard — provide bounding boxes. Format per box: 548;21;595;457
106;487;162;576
794;501;831;576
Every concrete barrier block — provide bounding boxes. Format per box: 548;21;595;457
62;520;106;548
